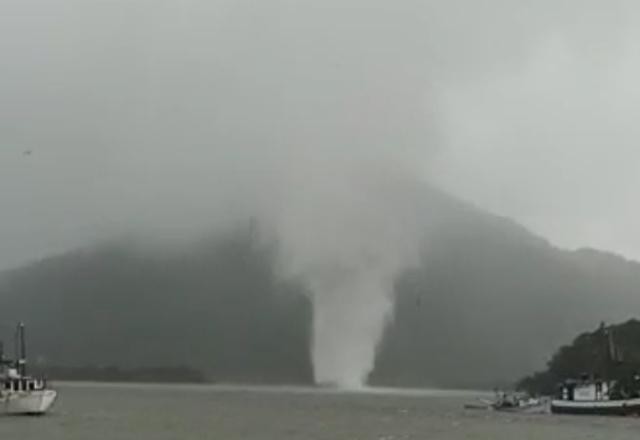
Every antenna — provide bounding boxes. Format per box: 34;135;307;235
15;323;26;376
14;324;18;364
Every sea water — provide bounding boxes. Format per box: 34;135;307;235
0;382;638;439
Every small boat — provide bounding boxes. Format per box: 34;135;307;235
464;391;548;414
0;323;57;415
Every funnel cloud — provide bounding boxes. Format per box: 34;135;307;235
272;160;429;386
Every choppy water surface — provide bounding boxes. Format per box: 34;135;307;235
1;382;639;439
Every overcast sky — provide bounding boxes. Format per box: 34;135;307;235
2;0;640;269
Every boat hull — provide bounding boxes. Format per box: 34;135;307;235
551;398;640;416
1;390;57;415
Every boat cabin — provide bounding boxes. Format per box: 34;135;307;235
558;378;610;402
2;377;47;393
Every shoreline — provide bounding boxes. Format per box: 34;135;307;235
53;380;492;398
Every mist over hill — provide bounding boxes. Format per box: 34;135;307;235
0;229;314;384
1;188;639;388
3;0;640;394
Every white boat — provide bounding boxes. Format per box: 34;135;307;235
551;380;640;416
0;323;57;415
550;325;640;416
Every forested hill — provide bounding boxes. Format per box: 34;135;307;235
2;188;640;388
517;320;640;395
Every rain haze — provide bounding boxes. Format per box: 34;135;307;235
2;0;640;391
4;0;640;267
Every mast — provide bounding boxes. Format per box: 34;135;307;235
608;326;615;363
600;323;623;383
16;322;26;376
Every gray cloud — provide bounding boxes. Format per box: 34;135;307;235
430;0;640;257
0;0;438;269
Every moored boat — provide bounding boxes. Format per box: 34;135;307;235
551;378;640;416
0;323;57;415
550;324;640;416
464;391;549;414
